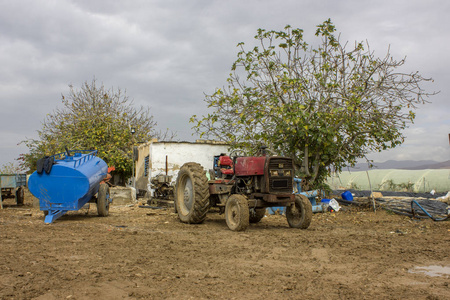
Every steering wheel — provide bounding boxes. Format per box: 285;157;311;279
229;149;247;159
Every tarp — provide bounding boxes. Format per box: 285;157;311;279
327;169;450;193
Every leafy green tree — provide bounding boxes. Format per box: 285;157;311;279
20;79;170;178
192;20;436;189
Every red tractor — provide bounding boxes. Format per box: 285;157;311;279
174;150;312;231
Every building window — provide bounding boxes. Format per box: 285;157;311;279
144;155;149;177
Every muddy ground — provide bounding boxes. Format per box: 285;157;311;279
1;190;449;300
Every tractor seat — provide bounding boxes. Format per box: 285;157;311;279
219;155;234;175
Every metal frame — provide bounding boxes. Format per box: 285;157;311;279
0;174;27;209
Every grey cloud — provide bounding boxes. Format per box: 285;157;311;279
1;0;448;166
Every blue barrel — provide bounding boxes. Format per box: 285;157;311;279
341;191;353;201
28;150;108;223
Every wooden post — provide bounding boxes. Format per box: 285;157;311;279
165;155;168;176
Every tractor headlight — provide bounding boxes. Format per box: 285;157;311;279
270;169;292;176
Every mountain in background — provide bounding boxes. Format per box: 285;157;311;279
347;160;450;171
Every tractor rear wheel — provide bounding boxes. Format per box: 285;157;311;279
97;183;110;217
175;162;210;224
249;208;266;223
225;194;249;231
286;194;312;229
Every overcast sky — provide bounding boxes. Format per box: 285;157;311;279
1;0;449;167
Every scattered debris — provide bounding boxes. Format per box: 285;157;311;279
437;191;450;204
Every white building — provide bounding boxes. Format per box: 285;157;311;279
135;140;229;195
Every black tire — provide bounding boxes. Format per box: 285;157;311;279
97;183;110;217
286;194;313;229
225;194;249;231
249;208;266;223
173;200;178;213
175;162;210;224
16;187;24;205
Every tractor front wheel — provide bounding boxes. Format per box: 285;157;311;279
225;194;249;231
97;183;110;217
249;208;266;223
286;194;312;229
175;162;210;224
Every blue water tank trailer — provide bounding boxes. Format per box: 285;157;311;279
28;150;112;223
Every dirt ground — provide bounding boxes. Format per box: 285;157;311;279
1;190;449;300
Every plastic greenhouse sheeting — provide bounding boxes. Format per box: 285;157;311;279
327;169;450;193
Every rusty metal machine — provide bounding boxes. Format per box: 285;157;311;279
149;155;174;200
174;149;312;231
151;174;173;199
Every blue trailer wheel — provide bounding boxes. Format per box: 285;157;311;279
97;183;110;217
16;187;24;205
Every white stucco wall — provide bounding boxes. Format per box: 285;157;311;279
137;141;229;194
